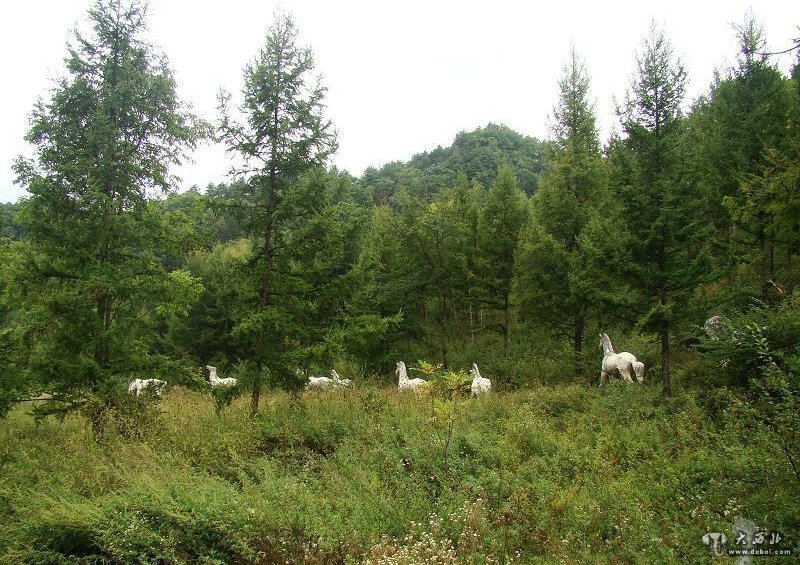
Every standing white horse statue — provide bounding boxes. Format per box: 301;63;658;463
599;333;643;385
396;361;427;393
469;363;492;396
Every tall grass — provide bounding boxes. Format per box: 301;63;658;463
0;383;797;563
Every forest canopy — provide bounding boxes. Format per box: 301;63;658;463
1;2;799;563
0;2;798;414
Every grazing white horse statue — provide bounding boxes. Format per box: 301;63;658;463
396;361;427;393
206;365;237;387
599;333;643;385
128;378;167;396
306;375;334;389
469;363;492;397
330;369;352;388
306;369;351;390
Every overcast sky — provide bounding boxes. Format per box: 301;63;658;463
1;0;797;203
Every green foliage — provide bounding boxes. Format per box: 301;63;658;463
515;47;614;379
3;9;800;562
0;202;22;240
419;124;545;195
425;363;472;474
694;294;800;483
687;15;799;302
353;183;480;367
476;164;528;346
611;23;714;395
0;240;32;415
364;497;520;564
2;385;798;563
217;13;360;411
360;123;545;203
9;0;202;428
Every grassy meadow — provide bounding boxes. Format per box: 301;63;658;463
1;382;798;564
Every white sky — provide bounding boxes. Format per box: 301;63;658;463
1;0;798;203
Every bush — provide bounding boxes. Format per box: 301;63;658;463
1;382;798;563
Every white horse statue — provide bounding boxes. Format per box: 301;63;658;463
306;369;351;390
306;374;335;389
396;361;427;393
330;369;352;388
206;365;237;387
469;363;491;396
128;378;167;396
599;333;643;385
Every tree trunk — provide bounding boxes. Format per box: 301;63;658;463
94;292;113;387
251;177;276;417
250;223;272;418
469;302;475;345
661;324;671;397
439;292;449;368
503;292;510;347
250;383;261;417
658;282;671;396
573;314;585;381
249;84;285;418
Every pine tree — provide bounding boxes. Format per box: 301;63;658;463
217;13;337;414
476;163;528;346
516;47;610;379
12;0;202;429
613;23;711;396
688;15;798;300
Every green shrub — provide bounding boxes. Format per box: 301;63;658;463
1;382;798;563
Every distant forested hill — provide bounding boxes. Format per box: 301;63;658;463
359;123;545;203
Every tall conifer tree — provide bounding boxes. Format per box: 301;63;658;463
476;163;527;346
217;12;337;414
613;24;711;396
689;15;798;300
516;47;609;379
12;0;201;428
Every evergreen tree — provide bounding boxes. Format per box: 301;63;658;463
689;16;798;300
515;47;610;379
476;163;527;346
218;12;337;414
11;0;202;429
404;191;471;366
350;203;427;359
0;241;30;416
453;172;483;344
613;23;711;396
353;186;472;367
173;238;252;365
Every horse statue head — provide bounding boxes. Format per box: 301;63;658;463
599;333;614;356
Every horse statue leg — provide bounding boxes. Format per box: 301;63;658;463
600;370;608;387
620;362;634;383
